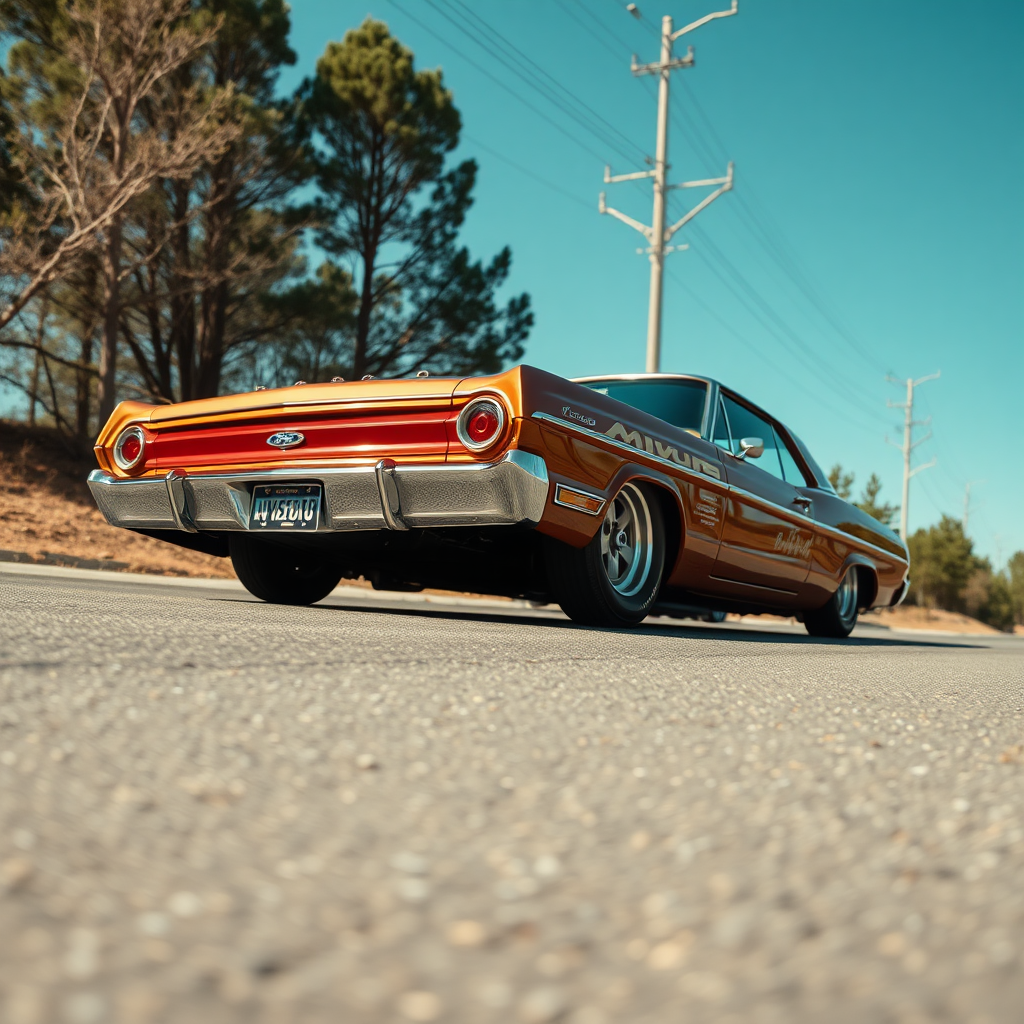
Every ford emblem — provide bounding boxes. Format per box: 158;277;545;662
266;431;305;449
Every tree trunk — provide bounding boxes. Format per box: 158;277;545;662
195;152;235;399
28;349;40;427
197;279;228;398
97;213;123;424
353;240;377;379
170;180;195;402
75;263;98;444
75;331;94;441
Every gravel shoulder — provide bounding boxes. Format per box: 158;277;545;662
1;569;1023;1024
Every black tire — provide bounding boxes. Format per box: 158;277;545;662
803;568;859;638
229;534;343;606
545;481;666;627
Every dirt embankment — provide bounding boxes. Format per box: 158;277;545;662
860;606;1006;635
0;421;232;578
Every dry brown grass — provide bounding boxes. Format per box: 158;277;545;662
0;420;232;578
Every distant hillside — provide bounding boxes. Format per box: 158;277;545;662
0;421;231;578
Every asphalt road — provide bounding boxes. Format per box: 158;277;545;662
2;565;1023;1024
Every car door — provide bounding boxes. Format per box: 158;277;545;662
710;392;814;602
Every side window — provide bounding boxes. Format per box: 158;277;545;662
774;427;808;486
712;398;732;451
722;395;785;481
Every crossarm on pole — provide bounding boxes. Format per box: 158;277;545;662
671;0;739;40
599;193;653;241
604;165;656;184
664;163;733;240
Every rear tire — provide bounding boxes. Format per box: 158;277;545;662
229;534;342;606
803;568;859;638
545;481;665;627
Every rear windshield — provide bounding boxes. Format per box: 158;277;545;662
583;379;708;434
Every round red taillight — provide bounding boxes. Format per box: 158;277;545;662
120;434;142;463
467;407;499;443
113;426;146;471
457;397;506;452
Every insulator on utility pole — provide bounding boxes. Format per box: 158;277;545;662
885;372;940;542
600;2;738;373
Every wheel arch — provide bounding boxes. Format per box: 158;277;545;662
846;556;879;610
604;465;685;587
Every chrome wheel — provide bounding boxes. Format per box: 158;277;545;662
599;483;655;597
835;569;859;627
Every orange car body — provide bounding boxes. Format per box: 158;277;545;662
89;364;909;615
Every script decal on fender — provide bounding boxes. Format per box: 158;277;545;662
562;405;597;427
694;488;721;529
605;421;722;480
774;530;812;560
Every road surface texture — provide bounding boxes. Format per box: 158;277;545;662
2;564;1023;1024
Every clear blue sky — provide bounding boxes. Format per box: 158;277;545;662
281;1;1023;565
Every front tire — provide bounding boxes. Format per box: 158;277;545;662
545;482;666;627
803;568;859;638
229;535;343;606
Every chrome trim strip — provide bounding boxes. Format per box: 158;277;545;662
148;391;457;424
553;483;606;516
709;574;797;596
532;411;906;565
572;373;715;385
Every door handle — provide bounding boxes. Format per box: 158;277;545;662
792;496;813;512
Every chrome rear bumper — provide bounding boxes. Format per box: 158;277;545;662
87;450;549;534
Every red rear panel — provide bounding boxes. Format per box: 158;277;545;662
147;408;451;471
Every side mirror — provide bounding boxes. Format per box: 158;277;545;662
736;437;764;460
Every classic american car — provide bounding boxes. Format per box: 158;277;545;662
87;365;909;637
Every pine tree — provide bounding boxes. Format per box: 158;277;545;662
855;473;899;528
299;18;531;381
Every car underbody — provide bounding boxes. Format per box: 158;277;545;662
129;522;835;620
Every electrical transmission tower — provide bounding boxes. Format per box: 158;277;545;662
599;2;737;373
886;372;940;542
962;480;985;534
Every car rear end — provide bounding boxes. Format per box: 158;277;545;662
88;373;549;542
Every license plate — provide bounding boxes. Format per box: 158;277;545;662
249;484;321;530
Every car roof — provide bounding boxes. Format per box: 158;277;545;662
571;372;718;387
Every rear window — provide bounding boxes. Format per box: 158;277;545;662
583;379;708;434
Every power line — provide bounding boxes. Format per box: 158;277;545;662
552;0;629;65
689;222;891;426
447;0;649;159
664;266;882;431
462;133;593;211
610;0;661;38
388;0;612;167
425;0;648;165
669;74;889;376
